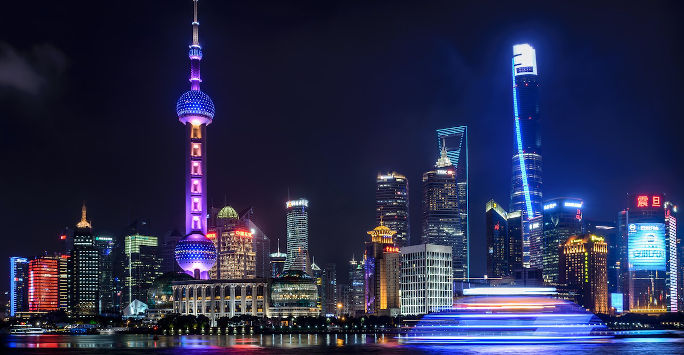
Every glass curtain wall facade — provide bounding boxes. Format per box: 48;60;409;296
285;199;311;275
485;200;509;278
9;257;29;316
437;126;469;277
70;205;99;316
376;172;410;248
542;198;584;285
422;149;465;280
510;44;543;261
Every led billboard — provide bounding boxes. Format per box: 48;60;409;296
628;223;666;271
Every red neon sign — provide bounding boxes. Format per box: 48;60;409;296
652;195;661;207
60;235;67;240
235;230;253;238
384;246;399;253
636;195;649;207
206;231;217;240
636;195;663;208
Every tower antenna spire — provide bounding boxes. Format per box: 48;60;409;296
192;0;199;46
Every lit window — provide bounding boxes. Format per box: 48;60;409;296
191;143;202;157
191;126;202;139
192;216;202;230
192;198;201;212
191;179;201;193
192;161;202;175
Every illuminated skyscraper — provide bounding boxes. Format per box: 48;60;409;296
270;239;287;278
239;207;272;279
321;263;338;316
376;172;410;247
124;234;161;305
29;256;59;312
510;44;543;248
485;200;509;278
400;244;453;316
621;193;668;312
174;0;217;279
347;256;365;316
95;235;115;315
70;204;99;316
211;205;256;280
437;126;469;273
9;257;29;316
364;223;400;316
585;220;619;294
284;199;311;275
542;198;583;285
664;201;678;312
507;211;524;273
422;148;466;279
559;234;608;314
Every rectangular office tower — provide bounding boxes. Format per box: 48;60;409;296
376;172;410;248
619;193;675;312
542;198;584;285
485;200;509;278
9;257;29;316
285;199;311;275
400;244;453;315
437;126;469;276
559;234;608;314
510;44;543;253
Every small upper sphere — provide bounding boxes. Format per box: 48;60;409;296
176;90;215;120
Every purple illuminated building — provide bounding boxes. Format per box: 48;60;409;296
174;0;217;280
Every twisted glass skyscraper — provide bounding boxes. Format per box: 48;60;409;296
510;44;543;268
510;44;543;220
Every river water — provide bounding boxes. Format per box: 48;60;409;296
3;333;684;354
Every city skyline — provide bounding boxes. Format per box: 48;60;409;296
2;0;683;296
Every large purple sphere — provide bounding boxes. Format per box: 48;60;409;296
174;233;217;273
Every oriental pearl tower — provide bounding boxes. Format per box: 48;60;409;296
174;0;217;280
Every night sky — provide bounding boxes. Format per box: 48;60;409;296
1;0;683;295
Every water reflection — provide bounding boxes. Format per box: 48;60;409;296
3;333;684;353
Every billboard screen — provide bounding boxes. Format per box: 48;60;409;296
610;293;623;313
628;223;666;271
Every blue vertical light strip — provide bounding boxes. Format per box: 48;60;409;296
9;257;15;317
512;58;534;218
464;126;469;279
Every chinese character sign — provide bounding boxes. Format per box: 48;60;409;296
628;223;666;271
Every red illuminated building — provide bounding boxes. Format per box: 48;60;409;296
28;257;59;312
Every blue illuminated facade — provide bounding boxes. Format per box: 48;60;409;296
9;257;29;317
176;90;215;120
510;44;543;238
542;197;583;285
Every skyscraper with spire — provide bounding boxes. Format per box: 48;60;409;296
70;204;99;316
422;146;466;280
174;0;217;280
510;44;543;262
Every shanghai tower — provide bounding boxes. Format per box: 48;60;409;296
510;44;543;267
